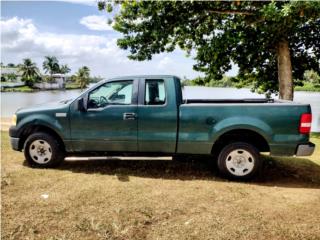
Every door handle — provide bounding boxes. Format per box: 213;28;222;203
123;112;136;120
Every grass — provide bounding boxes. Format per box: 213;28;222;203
295;82;320;92
65;83;82;90
1;83;83;92
1;131;320;240
1;85;35;92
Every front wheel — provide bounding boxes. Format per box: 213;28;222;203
217;142;261;180
24;132;65;168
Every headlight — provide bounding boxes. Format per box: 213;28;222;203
11;114;17;126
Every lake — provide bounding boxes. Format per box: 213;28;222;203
1;86;319;132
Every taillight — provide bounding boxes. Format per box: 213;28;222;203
299;113;312;134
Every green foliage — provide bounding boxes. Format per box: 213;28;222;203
43;56;60;75
99;1;320;96
7;63;15;68
295;81;320;92
184;70;320;93
18;58;41;87
1;73;18;82
76;66;90;89
304;70;320;84
60;64;71;74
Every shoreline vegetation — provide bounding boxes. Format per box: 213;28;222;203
2;58;319;93
1;57;102;93
2;78;320;93
1;82;86;93
181;73;320;93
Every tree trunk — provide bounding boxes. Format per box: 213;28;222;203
277;39;293;100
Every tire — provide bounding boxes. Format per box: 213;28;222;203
24;132;65;168
217;142;261;180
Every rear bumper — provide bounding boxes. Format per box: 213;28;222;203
296;142;315;156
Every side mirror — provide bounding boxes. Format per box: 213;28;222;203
77;98;87;112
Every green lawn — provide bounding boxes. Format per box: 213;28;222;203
295;82;320;92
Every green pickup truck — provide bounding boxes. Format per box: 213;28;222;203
9;75;315;180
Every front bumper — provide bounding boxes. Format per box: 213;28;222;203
9;126;21;151
10;137;20;151
296;142;315;156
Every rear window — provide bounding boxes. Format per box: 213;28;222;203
145;79;166;105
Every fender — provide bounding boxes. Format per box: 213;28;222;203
210;116;273;144
16;113;67;140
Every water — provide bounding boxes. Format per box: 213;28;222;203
1;86;319;132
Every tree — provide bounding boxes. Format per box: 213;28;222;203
18;58;40;87
43;56;60;80
303;70;320;84
6;73;17;82
7;63;15;68
99;1;320;100
75;66;90;89
59;64;71;74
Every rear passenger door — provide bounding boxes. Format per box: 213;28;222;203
137;78;178;153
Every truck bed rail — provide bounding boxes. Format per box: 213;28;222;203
183;98;274;104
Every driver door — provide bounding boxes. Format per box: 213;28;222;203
70;79;138;152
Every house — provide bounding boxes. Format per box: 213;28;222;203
34;74;66;89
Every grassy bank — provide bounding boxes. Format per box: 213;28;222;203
1;85;35;92
1;83;83;92
65;82;82;90
183;78;320;92
295;82;320;92
1;131;320;240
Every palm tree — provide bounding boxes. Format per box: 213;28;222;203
7;73;17;82
18;58;40;87
43;56;60;81
59;64;71;74
76;66;90;89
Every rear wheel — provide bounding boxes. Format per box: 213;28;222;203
24;132;65;168
217;142;261;180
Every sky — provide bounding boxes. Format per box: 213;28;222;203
1;0;237;78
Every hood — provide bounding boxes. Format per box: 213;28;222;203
16;99;73;115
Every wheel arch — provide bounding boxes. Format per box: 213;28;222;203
18;124;65;151
211;128;270;156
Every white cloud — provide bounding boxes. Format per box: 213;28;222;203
1;17;201;79
4;0;97;6
158;56;174;70
61;0;96;6
80;15;113;31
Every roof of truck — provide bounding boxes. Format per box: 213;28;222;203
109;75;181;80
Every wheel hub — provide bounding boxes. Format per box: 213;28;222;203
226;149;255;176
29;139;52;164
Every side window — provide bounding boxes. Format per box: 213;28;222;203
145;79;166;105
88;80;133;109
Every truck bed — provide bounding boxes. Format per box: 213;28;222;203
177;101;311;155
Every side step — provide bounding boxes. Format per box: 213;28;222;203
65;156;172;161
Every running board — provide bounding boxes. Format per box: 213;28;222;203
65;156;172;161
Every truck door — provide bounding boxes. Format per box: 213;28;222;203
137;77;178;153
70;79;138;152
